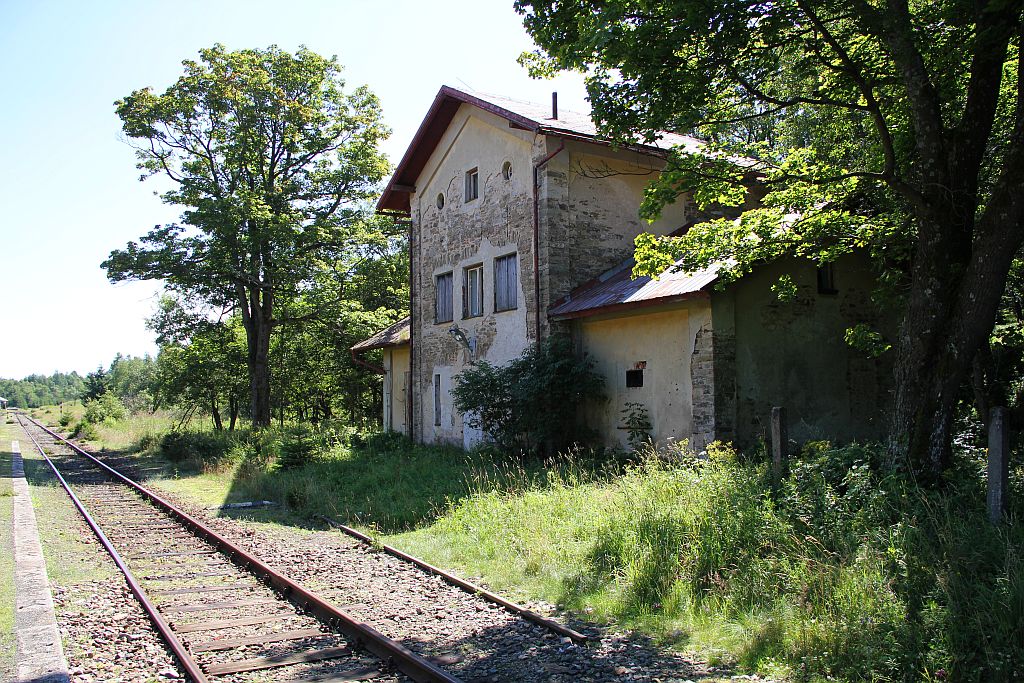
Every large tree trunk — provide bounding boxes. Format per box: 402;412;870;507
239;280;274;428
890;208;1024;481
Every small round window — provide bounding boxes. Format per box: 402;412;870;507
502;161;513;181
436;193;445;209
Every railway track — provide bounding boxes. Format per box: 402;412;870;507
15;413;462;683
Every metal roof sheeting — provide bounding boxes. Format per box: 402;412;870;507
351;316;410;352
548;260;720;319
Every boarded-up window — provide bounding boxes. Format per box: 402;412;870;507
435;272;453;323
494;253;518;311
817;263;838;294
433;374;442;426
463;265;483;318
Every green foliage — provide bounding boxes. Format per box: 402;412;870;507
620;402;652;452
452;336;605;454
0;372;84;408
82;393;127;425
516;0;1024;473
104;44;394;426
845;322;893;358
403;441;1022;681
71;421;98;441
277;425;316;470
159;430;234;466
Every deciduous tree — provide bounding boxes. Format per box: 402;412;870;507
104;44;391;426
517;0;1024;479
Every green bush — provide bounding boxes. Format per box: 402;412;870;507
83;393;127;424
452;335;605;454
72;420;98;440
277;425;316;470
58;412;74;429
159;430;233;466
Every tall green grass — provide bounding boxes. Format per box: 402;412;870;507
392;442;1022;682
80;408;1021;682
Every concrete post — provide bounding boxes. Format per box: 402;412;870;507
771;406;787;484
988;406;1009;525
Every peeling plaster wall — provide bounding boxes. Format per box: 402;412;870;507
406;107;703;447
409;105;534;446
711;254;895;448
383;346;410;435
575;300;712;449
538;143;692;335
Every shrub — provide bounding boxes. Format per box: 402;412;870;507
452;335;605;454
58;412;74;429
72;420;98;440
83;393;127;424
160;430;232;465
277;425;316;470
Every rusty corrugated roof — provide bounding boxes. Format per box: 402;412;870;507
548;259;720;320
351;316;410;352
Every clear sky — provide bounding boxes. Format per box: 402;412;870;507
0;0;589;379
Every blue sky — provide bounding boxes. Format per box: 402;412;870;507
0;0;589;378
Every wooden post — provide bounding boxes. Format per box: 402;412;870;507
988;406;1009;525
771;406;787;485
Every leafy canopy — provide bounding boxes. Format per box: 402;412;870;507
105;44;391;308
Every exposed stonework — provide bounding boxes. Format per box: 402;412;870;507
690;312;716;450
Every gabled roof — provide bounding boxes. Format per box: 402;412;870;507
548;258;720;320
351;316;410;352
377;86;707;215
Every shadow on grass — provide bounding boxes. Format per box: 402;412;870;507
217;435;595;533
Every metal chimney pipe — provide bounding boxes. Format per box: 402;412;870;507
551;92;558;120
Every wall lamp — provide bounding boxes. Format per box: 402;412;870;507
448;324;477;359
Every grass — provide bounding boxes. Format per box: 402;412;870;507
25;409;1024;682
0;415;18;681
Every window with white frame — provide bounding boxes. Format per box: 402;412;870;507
435;272;453;323
494;253;518;312
465;168;479;201
463;264;483;318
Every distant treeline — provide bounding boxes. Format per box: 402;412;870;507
0;372;85;408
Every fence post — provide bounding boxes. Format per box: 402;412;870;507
988;406;1009;525
771;406;788;485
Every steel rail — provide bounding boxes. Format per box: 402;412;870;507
16;413;211;683
317;516;588;643
19;414;462;683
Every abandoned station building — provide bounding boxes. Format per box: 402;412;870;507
353;86;892;451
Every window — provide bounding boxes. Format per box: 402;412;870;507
436;193;445;210
433;374;442;426
463;265;483;318
494;253;518;311
465;168;479;201
435;272;453;323
502;160;513;181
626;369;644;388
817;263;838;295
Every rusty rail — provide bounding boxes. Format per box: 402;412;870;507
317;516;588;643
19;414;462;683
16;413;211;683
